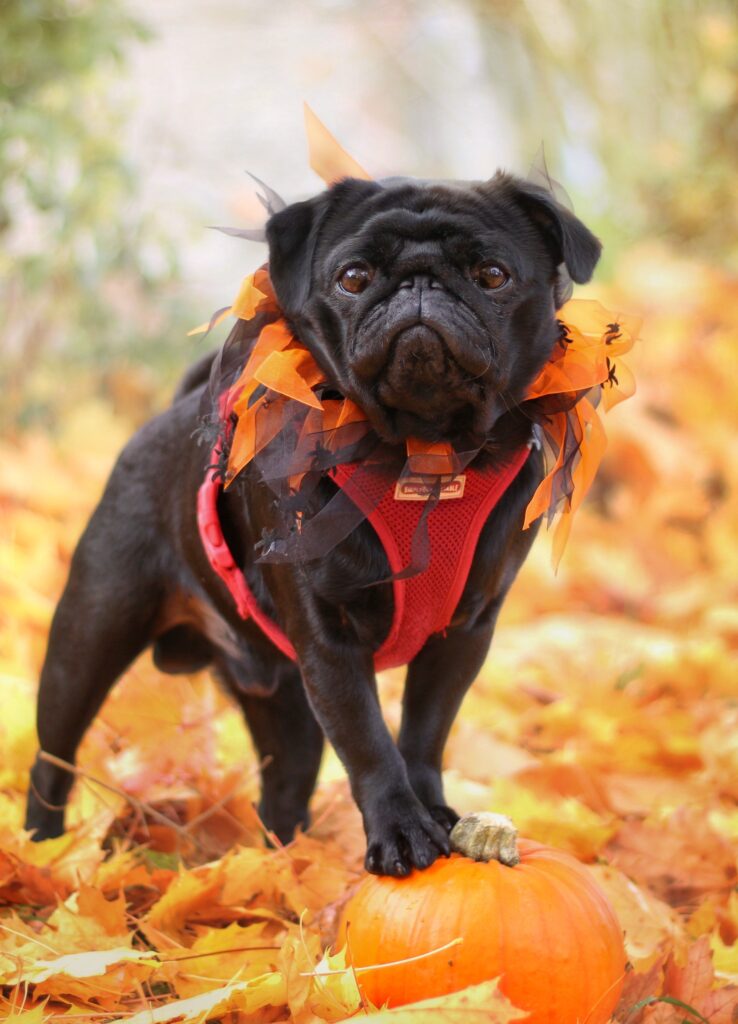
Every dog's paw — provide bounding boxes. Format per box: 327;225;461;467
427;803;460;834
24;804;65;842
258;799;309;847
364;795;451;877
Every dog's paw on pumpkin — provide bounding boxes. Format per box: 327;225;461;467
364;796;451;876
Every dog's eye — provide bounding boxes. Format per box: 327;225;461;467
338;263;374;295
474;264;509;290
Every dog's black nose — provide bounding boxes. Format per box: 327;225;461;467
398;274;444;291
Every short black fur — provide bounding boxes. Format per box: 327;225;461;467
26;172;600;876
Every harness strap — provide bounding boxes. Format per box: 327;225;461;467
197;453;297;661
197;446;529;669
332;447;530;670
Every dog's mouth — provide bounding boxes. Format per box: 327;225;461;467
368;322;498;442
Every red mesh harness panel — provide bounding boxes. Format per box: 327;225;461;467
197;445;530;670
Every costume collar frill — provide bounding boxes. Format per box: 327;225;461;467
192;106;637;572
194;267;637;572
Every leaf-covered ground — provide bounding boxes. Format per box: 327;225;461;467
1;247;737;1021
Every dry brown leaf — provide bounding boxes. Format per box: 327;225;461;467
589;864;686;967
606;810;738;908
663;936;738;1023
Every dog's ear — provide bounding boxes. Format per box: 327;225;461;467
266;179;381;316
265;193;330;315
507;179;602;285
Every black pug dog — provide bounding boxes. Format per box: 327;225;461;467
25;172;600;876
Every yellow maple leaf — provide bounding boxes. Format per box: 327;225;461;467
485;778;616;861
76;883;129;937
10;948;158;1010
112;969;287;1024
335;978;527;1023
1;1006;50;1024
0;888;145;1003
164;920;284;998
22;946;156;983
710;892;738;983
277;929;321;1019
145;861;226;940
711;932;738;984
41;887;132;954
218;845;281;910
15;825;106;892
305;944;363;1022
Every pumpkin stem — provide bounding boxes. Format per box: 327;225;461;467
449;811;520;866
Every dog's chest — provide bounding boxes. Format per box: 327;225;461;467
198;449;530;669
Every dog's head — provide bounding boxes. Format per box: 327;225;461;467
265;173;600;444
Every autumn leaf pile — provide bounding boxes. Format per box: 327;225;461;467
1;245;737;1022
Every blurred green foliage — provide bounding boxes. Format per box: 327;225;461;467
471;0;738;273
0;0;196;433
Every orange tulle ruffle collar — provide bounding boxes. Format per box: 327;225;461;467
194;266;636;565
191;109;638;565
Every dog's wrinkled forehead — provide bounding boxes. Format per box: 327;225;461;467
317;176;523;242
265;172;601;317
317;177;539;281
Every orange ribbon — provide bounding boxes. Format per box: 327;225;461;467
195;110;638;562
211;273;636;565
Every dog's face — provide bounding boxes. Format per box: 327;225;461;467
266;173;601;444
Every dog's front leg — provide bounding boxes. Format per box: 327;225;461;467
397;618;498;831
289;607;451;876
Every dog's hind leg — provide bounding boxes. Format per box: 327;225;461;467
217;656;324;844
25;515;164;840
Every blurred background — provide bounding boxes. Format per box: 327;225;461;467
1;0;737;869
2;0;736;433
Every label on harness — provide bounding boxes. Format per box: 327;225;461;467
394;475;467;501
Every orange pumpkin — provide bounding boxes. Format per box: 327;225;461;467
339;813;625;1023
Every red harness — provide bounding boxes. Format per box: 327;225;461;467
197;446;529;670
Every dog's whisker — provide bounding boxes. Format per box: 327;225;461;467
461;351;494;384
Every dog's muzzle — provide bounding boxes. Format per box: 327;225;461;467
376;319;490;418
384;323;447;391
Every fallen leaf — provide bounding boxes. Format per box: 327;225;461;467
340;978;527;1022
111;970;287;1024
